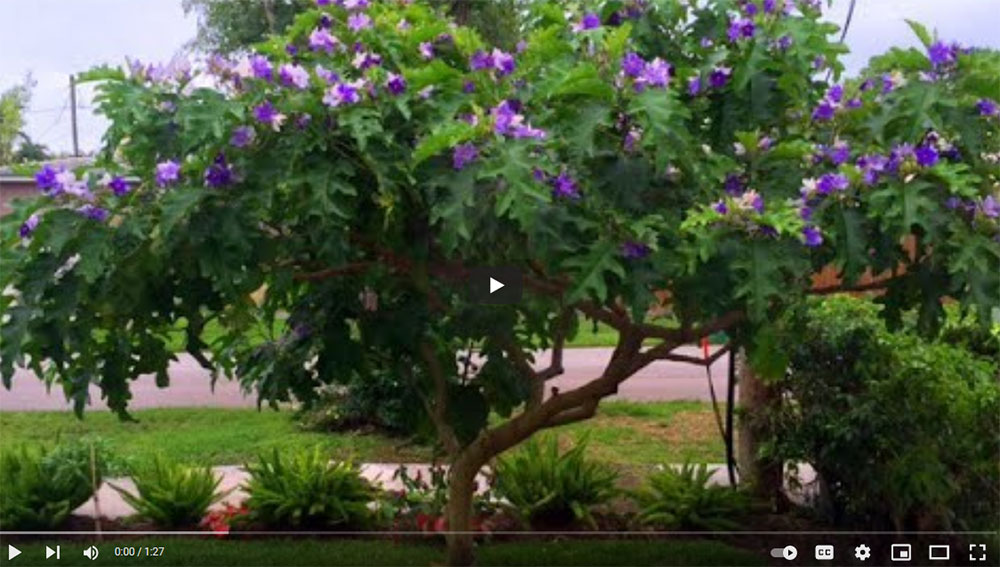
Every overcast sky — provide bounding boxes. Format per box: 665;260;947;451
1;0;998;155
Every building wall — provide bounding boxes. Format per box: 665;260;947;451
0;180;38;216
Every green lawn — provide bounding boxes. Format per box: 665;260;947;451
3;538;764;567
0;402;725;469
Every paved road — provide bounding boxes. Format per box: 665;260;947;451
0;346;733;412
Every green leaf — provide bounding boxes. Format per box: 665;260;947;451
562;240;625;303
549;63;615;101
905;19;934;49
412;121;476;166
159;187;207;238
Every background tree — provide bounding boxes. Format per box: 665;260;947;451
0;75;35;164
2;1;998;565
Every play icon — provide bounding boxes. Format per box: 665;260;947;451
8;545;22;560
468;266;522;304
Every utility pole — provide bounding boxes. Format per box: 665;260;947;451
69;74;79;157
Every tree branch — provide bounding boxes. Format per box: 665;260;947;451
418;340;460;456
292;262;374;281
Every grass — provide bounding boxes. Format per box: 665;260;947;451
0;402;725;469
4;538;765;566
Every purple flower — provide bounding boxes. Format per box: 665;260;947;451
826;84;844;103
776;35;793;50
35;164;59;193
295;114;312;129
724;174;745;195
78;204;110;222
230;126;256;148
817;173;849;194
551;172;581;199
945;196;963;210
250;55;273;81
846;97;862;109
343;0;369;10
492;49;516;76
491;100;546;139
763;0;777;13
621;52;646;78
351;50;382;70
323;81;362;107
279;63;310;89
108;176;130;196
812;100;836;122
155;160;181;187
712;200;728;215
204;154;234;188
977;98;999;117
253;101;286;130
927;41;956;67
915;144;939;168
309;28;341;53
709;67;731;89
727;18;755;42
315;65;340;84
803;226;823;247
639;58;671;89
828;141;850;165
419;41;434;60
981;195;1000;218
751;193;764;213
742;1;758;16
452;143;478;170
463;80;476;94
19;213;39;239
574;12;602;32
688;76;702;96
470;50;494;71
621;241;651;259
799;206;813;221
347;13;372;32
385;72;406;95
623;128;642;152
285;44;299;57
700;37;714;49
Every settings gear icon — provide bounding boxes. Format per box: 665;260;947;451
854;544;872;561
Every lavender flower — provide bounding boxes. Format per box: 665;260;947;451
343;0;369;9
828;141;850;165
155;160;181;187
573;12;602;32
322;81;363;107
78;204;110;222
463;80;476;93
230;126;256;148
724;174;746;195
309;28;341;53
452;143;478;170
639;58;671;89
204;154;234;188
419;41;434;60
977;98;999;117
347;13;372;32
812;100;836;122
279;64;310;89
621;240;651;259
315;65;340;84
624;128;642;152
108;175;131;196
981;195;1000;218
492;49;516;76
250;54;273;81
352;50;382;70
708;67;731;89
385;73;406;95
727;18;755;42
35;164;59;193
551;172;581;199
491;100;546;139
688;76;702;96
803;226;823;247
927;41;957;67
253;101;286;131
19;213;39;239
915;144;939;168
470;50;494;71
817;173;849;194
776;35;793;51
712;200;728;215
621;52;645;77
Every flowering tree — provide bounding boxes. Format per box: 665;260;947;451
2;0;999;564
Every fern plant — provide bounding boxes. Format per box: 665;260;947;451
243;448;375;529
633;463;751;531
0;444;98;530
112;455;229;529
492;436;618;529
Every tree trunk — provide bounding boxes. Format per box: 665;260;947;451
445;456;479;566
735;349;784;509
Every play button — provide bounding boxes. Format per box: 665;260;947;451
8;545;22;560
468;266;522;304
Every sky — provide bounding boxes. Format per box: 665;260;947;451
1;0;998;156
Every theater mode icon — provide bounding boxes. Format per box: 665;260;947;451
891;543;912;561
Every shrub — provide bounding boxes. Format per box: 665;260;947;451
0;442;103;529
771;296;1000;530
633;463;751;531
243;448;375;529
111;455;229;529
492;436;617;529
296;368;428;437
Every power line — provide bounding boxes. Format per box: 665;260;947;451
36;97;70;141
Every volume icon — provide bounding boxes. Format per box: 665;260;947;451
83;545;99;561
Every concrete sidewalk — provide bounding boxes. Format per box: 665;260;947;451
1;346;734;411
75;462;815;521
